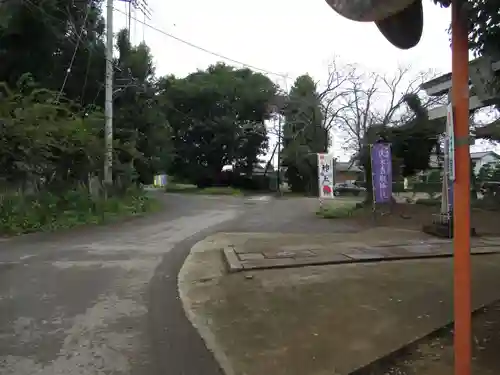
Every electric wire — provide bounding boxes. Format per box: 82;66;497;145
112;7;290;79
56;3;92;101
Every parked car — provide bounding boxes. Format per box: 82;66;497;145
333;182;366;196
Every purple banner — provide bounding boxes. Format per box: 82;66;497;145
371;143;392;203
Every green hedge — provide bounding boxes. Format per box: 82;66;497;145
0;187;157;235
412;182;442;194
316;202;359;219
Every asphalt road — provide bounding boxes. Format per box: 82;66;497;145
0;193;357;375
0;193;250;375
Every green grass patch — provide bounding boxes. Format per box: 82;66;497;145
165;184;243;196
316;200;359;219
0;187;159;236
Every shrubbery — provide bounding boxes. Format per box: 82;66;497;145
220;171;274;191
316;201;359;219
192;170;275;192
0;187;157;235
0;77;161;236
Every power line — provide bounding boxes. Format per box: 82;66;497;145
112;7;290;79
21;0;291;84
56;3;92;101
22;0;103;58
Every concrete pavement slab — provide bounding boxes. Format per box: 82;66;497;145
180;232;500;375
222;230;500;271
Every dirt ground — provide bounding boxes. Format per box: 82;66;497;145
179;231;500;375
356;301;500;375
328;202;500;375
343;202;500;236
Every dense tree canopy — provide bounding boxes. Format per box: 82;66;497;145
0;0;282;197
0;0;106;191
113;29;170;185
0;0;105;106
0;0;174;190
433;0;500;57
159;63;276;187
1;0;497;203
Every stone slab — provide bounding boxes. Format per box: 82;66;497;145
228;247;500;272
241;253;353;270
262;250;295;259
221;232;500;272
344;251;388;261
222;247;243;273
400;244;443;254
239;253;265;261
477;237;500;246
293;250;317;258
296;254;353;266
242;257;297;269
472;247;499;254
263;250;316;259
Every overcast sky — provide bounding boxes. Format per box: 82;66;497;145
112;0;493;162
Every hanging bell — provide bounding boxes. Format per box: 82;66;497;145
324;0;424;49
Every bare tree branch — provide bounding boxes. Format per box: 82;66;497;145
330;63;443;157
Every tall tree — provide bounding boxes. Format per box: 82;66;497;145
0;0;105;106
113;29;170;185
282;74;329;194
334;65;444;201
160;63;276;187
433;0;500;57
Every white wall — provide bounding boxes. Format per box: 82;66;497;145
474;154;498;175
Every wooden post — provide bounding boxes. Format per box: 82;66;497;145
451;1;471;374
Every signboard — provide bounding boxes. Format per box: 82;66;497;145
317;153;335;199
447;103;455;181
371;143;392;203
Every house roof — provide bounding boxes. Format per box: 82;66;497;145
471;151;499;160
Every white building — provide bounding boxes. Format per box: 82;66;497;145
471;151;500;175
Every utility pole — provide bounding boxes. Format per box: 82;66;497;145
104;0;114;189
128;0;132;42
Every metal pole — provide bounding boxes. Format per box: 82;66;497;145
128;1;132;42
451;1;471;374
104;0;114;188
